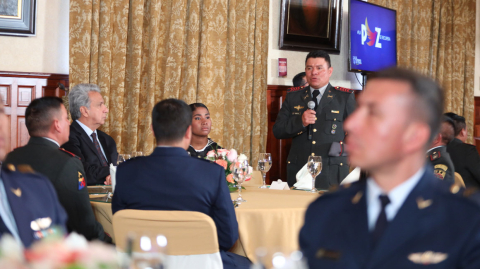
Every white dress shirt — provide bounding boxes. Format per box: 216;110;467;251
366;167;425;231
76;120;107;160
310;84;329;104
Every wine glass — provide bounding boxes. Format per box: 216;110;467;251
307;156;322;193
117;154;126;166
233;160;249;203
258;153;272;189
124;154;132;161
130;233;167;269
133;151;144;157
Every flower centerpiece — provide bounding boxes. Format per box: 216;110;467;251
0;232;119;269
206;148;253;191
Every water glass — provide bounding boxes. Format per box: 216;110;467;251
257;153;272;189
307;156;322;193
233;160;249;203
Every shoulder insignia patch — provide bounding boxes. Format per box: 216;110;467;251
59;148;81;160
429;151;440;161
287;86;305;93
434;164;447;180
78;171;86;190
17;165;35;174
334;86;354;93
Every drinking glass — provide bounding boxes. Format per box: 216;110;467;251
130;233;167;269
257;153;272;189
124;154;132;160
233;160;249;203
307;156;322;193
133;151;144;158
117;154;126;166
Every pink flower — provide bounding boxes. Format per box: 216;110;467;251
226;174;234;183
217;149;229;157
226;149;238;162
215;159;228;169
206;150;216;159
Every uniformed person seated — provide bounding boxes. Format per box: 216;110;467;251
426;116;455;183
300;68;480;268
0;101;67;247
5;97;111;243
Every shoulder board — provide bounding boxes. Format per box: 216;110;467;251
287;86;306;93
334;86;354;94
463;187;479;198
17;164;35;173
59;148;81;160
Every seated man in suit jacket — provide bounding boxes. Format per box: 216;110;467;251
112;99;250;269
62;84;118;185
300;68;480;268
0;101;67;248
5;97;111;243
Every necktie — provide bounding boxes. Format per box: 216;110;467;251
372;194;390;247
91;133;108;167
312;90;320;110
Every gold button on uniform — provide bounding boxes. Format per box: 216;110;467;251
334;118;336;121
288;161;291;164
313;129;317;132
311;153;315;156
312;141;316;144
340;163;343;166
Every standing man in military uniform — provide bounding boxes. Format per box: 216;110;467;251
5;97;111;243
426;116;455;183
273;50;356;188
0;101;67;247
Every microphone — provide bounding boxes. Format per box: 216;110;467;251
307;101;315;140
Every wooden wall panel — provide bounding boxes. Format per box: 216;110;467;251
266;85;291;184
0;71;69;153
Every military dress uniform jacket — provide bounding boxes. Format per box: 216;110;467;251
299;167;480;269
5;137;111;243
0;164;67;248
447;138;480;188
426;146;455;184
273;84;356;189
112;147;250;269
62;120;119;185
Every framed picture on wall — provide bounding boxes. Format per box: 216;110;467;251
279;0;342;53
0;0;36;36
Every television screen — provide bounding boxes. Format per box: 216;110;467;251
349;0;397;73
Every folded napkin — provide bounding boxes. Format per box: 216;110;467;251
109;164;117;192
341;167;360;185
293;163;313;190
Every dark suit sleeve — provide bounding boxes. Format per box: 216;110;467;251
273;94;306;139
465;146;480;185
57;159;111;242
62;133;109;185
211;167;238;251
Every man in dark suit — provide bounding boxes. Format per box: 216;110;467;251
299;68;480;268
0;101;67;248
62;84;118;185
5;97;111;243
445;113;480;188
426;116;455;183
112;99;250;269
273;50;356;188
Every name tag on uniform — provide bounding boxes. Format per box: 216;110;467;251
331;110;339;114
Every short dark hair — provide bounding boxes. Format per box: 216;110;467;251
189;103;209;113
292;72;307;87
152;99;192;144
444;112;466;136
25;97;64;137
369;68;444;144
441;116;455;144
305;50;331;67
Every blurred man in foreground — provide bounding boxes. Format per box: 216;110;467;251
112;99;250;269
5;97;111;243
0;101;66;247
300;68;480;268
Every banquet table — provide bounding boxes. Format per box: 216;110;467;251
89;174;319;263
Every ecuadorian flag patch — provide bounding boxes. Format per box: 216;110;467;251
78;171;86;190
